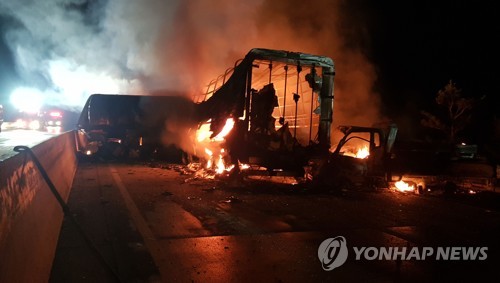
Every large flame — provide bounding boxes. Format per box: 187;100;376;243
214;119;235;141
196;118;238;174
196;118;235;142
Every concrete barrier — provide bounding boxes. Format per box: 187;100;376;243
0;131;77;282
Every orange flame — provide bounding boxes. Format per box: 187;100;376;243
197;118;236;174
239;162;250;170
214;119;235;141
204;148;213;168
355;146;370;159
394;180;415;193
342;145;370;159
197;118;235;143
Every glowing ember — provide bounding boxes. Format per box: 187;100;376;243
239;162;250;170
394;180;415;193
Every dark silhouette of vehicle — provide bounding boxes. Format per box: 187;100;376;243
75;93;199;161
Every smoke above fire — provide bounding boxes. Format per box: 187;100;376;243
158;0;382;128
0;0;381;128
0;0;179;109
0;0;380;146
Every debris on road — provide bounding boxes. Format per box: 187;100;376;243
221;196;242;203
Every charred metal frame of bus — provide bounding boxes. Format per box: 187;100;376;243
198;48;335;173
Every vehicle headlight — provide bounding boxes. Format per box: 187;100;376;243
29;120;41;130
83;141;100;156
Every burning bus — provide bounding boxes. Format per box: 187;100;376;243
194;48;335;173
192;48;398;190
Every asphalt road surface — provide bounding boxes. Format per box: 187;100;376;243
0;129;58;161
50;160;500;282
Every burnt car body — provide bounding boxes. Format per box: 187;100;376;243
76;93;198;161
312;125;398;190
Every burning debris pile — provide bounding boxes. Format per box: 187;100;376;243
189;117;251;180
195;118;236;175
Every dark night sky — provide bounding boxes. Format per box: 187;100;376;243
0;0;499;141
349;0;500;142
368;1;499;111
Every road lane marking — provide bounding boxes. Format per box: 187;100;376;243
108;165;166;279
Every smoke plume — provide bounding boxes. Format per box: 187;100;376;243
0;0;380;155
1;0;381;131
0;0;179;109
158;0;382;128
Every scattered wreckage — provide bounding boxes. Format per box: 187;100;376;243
75;48;497;194
190;48;497;194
